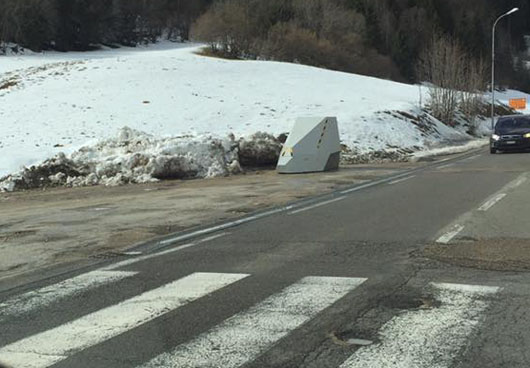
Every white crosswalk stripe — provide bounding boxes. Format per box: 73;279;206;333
0;274;503;368
339;282;501;368
0;272;249;368
0;270;137;320
139;276;367;368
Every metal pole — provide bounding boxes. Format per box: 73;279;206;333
491;8;519;130
491;16;492;131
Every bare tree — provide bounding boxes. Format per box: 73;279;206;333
418;34;487;130
418;35;466;126
459;57;487;134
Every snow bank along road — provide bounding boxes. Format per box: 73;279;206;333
2;149;530;368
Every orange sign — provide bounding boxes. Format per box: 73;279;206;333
509;98;527;110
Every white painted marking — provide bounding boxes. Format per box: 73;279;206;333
436;225;465;244
0;270;137;319
141;276;367;368
339;282;500;368
464;154;480;161
478;193;507;212
122;251;143;256
389;176;415;185
289;196;346;215
507;175;527;190
158;207;286;246
437;163;455;170
196;232;228;243
104;232;230;271
0;273;249;368
341;175;406;194
347;338;373;346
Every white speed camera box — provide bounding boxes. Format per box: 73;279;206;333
277;117;341;174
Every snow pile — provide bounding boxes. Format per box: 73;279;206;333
238;132;283;167
0;128;283;192
488;89;530;115
412;139;488;161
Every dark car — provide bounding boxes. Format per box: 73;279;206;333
490;115;530;154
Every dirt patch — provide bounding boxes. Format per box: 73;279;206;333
424;238;530;271
0;161;434;283
0;79;18;90
107;229;159;248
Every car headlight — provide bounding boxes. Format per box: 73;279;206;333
524;133;530;139
492;134;501;141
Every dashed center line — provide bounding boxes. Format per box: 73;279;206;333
508;176;527;190
389;176;415;185
478;193;507;212
104;232;230;271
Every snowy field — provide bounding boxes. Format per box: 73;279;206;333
0;42;487;190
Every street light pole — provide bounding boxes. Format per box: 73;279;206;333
491;7;519;130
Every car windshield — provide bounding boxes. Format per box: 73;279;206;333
496;117;530;130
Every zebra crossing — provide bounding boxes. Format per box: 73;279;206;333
0;267;502;368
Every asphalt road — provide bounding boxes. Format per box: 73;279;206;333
2;148;530;368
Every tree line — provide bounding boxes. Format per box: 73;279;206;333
191;0;530;87
1;0;530;91
0;0;212;52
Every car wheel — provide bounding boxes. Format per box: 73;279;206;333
490;148;497;154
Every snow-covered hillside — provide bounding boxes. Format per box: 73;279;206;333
0;43;484;190
491;89;530;115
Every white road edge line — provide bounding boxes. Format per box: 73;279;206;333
436;225;465;244
0;270;137;319
0;272;250;368
157;207;288;246
289;196;346;215
339;282;500;368
478;193;507;212
389;176;415;185
104;232;230;271
140;276;367;368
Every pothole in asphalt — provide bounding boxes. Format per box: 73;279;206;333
379;293;440;311
424;238;530;272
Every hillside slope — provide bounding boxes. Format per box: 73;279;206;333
0;43;481;190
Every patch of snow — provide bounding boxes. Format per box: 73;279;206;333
488;89;530;115
412;139;488;161
0;43;497;190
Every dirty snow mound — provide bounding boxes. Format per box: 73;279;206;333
0;128;284;192
238;132;283;167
